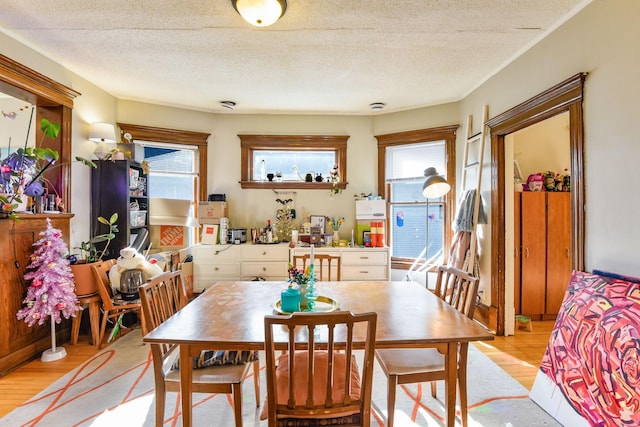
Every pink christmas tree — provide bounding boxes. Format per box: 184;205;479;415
17;218;80;327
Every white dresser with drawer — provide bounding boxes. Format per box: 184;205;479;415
192;243;290;292
240;244;290;281
289;246;390;281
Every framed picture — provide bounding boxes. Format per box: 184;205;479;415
363;231;372;246
310;215;325;234
201;224;219;245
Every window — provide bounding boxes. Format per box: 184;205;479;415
376;126;457;270
239;134;348;190
141;142;199;245
118;123;210;246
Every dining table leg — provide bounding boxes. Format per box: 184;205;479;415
445;342;457;426
180;345;193;426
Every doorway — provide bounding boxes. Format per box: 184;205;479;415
485;73;586;336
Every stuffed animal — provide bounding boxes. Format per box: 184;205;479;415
109;247;164;292
525;173;544;191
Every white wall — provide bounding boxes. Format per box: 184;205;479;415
118;101;377;237
458;0;640;305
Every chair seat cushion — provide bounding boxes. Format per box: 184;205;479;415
165;362;250;384
172;349;259;370
375;348;445;375
260;351;361;420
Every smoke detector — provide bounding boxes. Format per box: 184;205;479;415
369;102;385;111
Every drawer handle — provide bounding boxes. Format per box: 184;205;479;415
214;267;219;271
262;251;267;256
262;267;267;272
360;256;369;260
360;270;369;274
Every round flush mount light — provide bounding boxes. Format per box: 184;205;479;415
369;102;385;111
232;0;287;27
220;101;236;110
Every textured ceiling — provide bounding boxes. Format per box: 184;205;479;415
0;0;590;115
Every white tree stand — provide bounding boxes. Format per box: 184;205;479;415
41;313;67;362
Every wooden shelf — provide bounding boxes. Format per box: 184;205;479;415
239;181;347;190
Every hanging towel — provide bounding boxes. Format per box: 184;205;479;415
453;189;487;232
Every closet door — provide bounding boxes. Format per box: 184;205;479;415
514;193;522;314
545;192;572;316
520;192;546;316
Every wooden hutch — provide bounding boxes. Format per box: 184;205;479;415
0;54;80;375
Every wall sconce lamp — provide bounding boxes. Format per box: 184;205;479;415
89;123;116;160
231;0;287;27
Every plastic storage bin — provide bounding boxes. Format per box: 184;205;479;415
130;210;147;227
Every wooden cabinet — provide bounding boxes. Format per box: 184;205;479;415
545;193;572;315
91;160;148;259
290;247;390;281
0;214;73;376
516;192;571;319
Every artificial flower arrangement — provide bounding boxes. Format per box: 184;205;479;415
0;113;95;218
287;263;312;286
327;216;345;232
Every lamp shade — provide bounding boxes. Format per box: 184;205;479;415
149;198;199;227
89;123;116;143
232;0;286;27
422;167;451;198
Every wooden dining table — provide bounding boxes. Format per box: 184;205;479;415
143;280;494;426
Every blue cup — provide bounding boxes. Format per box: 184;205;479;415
281;287;301;313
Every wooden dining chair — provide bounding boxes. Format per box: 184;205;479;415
292;253;341;281
139;270;260;427
262;310;377;427
91;259;146;349
374;265;479;427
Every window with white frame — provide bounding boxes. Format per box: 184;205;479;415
140;141;199;245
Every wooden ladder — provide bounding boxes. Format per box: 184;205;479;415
459;105;488;275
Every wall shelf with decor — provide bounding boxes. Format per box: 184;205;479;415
239;181;348;190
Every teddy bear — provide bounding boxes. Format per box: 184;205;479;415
109;247;164;293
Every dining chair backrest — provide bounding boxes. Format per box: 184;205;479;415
263;310;377;427
292;253;341;281
91;258;145;348
140;270;259;427
91;259;118;310
432;265;479;318
139;270;187;331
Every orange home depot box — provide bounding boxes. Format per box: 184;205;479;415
197;201;228;224
150;225;188;251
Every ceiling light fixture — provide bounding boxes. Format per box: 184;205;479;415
369;102;385;111
220;100;236;110
231;0;287;27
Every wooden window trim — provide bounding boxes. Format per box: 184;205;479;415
239;134;348;190
376;125;458;268
117;123;210;201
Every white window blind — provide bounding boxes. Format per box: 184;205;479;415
385;141;445;182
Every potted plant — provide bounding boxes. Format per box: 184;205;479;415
1;115;95;218
70;213;119;296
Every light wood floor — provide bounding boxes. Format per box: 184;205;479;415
0;321;555;418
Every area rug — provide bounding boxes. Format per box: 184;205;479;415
1;330;560;426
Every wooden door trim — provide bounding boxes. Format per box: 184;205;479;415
485;72;586;335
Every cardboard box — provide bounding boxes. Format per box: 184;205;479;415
197;201;228;224
149;225;189;252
